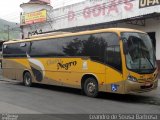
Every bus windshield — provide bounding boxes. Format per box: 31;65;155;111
121;32;157;74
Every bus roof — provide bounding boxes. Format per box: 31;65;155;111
4;28;145;44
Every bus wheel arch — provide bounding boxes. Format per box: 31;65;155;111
23;70;32;87
81;74;99;97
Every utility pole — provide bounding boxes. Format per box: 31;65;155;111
20;12;24;39
4;25;10;40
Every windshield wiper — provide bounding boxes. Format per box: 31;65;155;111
137;39;155;70
141;52;155;70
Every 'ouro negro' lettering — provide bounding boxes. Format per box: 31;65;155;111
57;61;77;70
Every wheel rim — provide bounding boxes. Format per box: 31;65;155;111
25;74;31;85
87;82;96;94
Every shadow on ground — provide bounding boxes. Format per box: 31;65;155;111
15;83;160;106
98;92;160;106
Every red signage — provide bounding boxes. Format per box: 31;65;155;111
68;0;133;21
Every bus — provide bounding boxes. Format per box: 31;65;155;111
2;28;158;97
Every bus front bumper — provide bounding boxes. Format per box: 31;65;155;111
125;78;158;93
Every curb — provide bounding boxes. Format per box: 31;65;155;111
0;78;20;83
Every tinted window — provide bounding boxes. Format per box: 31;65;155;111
63;33;119;64
105;46;122;71
3;33;121;71
63;34;107;62
30;39;58;57
57;37;72;56
63;35;89;56
103;33;122;71
101;32;119;46
3;42;30;58
30;38;72;57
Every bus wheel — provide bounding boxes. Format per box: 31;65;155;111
84;77;98;97
23;72;32;87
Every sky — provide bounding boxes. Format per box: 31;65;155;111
0;0;85;23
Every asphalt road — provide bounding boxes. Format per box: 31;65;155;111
0;74;160;119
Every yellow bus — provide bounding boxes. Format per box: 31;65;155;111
2;28;158;97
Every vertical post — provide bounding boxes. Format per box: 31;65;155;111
21;26;24;39
20;12;24;39
4;25;10;40
7;25;10;40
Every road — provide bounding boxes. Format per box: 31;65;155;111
0;73;159;119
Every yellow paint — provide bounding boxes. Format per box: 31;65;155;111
21;10;47;25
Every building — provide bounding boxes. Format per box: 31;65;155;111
20;0;53;38
20;0;160;70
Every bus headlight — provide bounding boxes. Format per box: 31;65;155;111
127;75;137;82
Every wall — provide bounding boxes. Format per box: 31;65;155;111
50;0;160;30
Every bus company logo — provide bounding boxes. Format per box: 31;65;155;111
139;0;160;8
57;61;77;70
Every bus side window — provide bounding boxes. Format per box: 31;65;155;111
102;32;122;72
30;39;61;57
3;42;29;58
105;46;122;72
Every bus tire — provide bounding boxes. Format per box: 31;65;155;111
84;77;98;97
23;72;32;87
